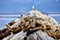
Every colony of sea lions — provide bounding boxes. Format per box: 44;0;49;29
0;16;60;40
0;25;22;39
0;8;60;40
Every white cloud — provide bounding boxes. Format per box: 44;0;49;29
35;1;42;5
39;0;55;2
18;7;27;13
7;0;32;4
13;0;56;4
16;0;32;3
11;0;57;3
34;0;55;6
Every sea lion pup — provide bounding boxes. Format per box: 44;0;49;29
0;28;12;39
0;24;12;39
0;25;22;40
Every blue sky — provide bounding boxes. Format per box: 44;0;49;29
0;0;60;13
